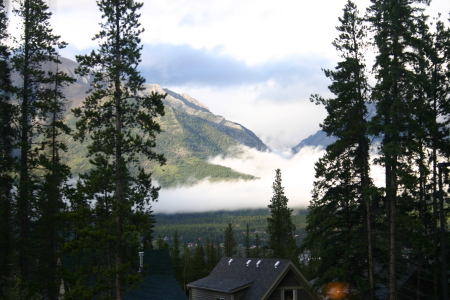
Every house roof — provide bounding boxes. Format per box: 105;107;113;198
187;257;317;300
123;249;187;300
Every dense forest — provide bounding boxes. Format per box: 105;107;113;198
153;208;308;246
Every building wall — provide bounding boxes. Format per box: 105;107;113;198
267;288;313;300
297;288;313;300
278;270;301;287
234;288;249;300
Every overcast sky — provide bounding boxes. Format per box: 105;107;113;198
7;0;449;212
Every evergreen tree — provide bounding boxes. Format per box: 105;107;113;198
156;235;168;249
244;223;251;258
10;0;72;295
0;1;15;295
367;1;433;298
267;169;297;261
35;57;74;300
182;243;192;291
404;14;450;297
216;240;222;262
253;233;261;258
224;223;237;257
304;1;377;296
170;230;183;286
192;239;205;281
66;0;166;298
205;238;218;272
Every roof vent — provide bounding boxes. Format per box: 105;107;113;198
256;260;262;267
138;252;144;272
246;260;252;266
274;261;280;268
228;259;233;265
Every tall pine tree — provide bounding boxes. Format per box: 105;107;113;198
303;1;377;297
224;223;237;257
0;1;15;295
66;0;166;298
267;169;297;262
367;1;433;298
10;0;72;295
35;58;74;300
170;230;183;286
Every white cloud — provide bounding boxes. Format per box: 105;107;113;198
151;143;389;214
153;145;325;213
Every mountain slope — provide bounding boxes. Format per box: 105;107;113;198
58;58;268;187
292;131;336;153
292;103;377;153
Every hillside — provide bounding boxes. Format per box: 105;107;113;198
57;58;269;187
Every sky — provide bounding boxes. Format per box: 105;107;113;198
7;0;450;212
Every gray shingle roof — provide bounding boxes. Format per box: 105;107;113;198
187;257;292;300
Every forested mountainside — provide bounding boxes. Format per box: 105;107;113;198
56;58;269;187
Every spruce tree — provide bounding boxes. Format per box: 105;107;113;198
303;1;376;296
66;0;166;298
428;18;450;298
192;239;205;281
0;1;15;294
10;0;72;295
244;223;251;258
205;238;218;272
252;233;261;258
171;230;182;286
367;1;433;298
35;58;74;300
267;169;297;262
182;243;193;291
224;223;237;257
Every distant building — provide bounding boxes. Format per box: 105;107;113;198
187;257;319;300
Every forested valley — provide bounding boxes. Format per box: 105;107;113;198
153;208;308;247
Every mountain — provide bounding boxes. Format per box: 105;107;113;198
291;131;336;153
56;58;269;187
292;103;377;153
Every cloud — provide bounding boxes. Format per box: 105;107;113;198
152;144;387;214
140;43;331;91
139;44;332;149
153;145;325;213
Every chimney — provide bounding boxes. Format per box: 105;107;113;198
139;252;144;272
